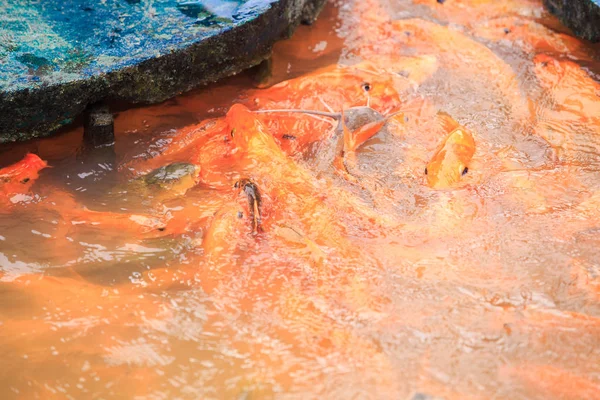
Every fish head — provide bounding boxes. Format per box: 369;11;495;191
425;148;470;189
425;115;475;189
0;153;48;195
265;64;401;113
533;54;563;88
225;103;260;149
472;17;527;43
225;103;282;162
340;62;402;110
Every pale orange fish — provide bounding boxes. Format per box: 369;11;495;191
1;273;170;320
355;17;533;123
425;113;476;189
473;17;592;61
367;54;440;87
29;188;169;235
256;105;394;181
248;62;402;116
570;258;600;302
202;201;253;268
533;54;600;166
534;54;600;113
501;363;600;400
413;0;545;27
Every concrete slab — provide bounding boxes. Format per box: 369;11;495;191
0;0;326;143
544;0;600;43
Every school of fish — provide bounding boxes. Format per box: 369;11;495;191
1;0;599;398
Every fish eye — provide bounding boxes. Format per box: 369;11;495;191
20;177;30;184
361;82;372;92
237;211;244;219
424;167;428;175
462;167;469;175
503;28;511;34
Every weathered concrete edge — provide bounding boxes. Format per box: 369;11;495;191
543;0;600;42
0;0;328;144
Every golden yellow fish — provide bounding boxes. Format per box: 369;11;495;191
425;112;475;189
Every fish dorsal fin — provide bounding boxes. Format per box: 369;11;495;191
436;111;461;135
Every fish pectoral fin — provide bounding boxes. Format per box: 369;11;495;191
347;120;386;152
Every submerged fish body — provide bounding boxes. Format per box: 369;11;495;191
425;113;476;189
473;17;591;61
413;0;544;27
355;16;533;123
533;54;600;166
250;62;402;115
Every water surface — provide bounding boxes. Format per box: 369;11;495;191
1;0;600;398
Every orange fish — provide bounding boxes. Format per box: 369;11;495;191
533;54;600;166
202;201;253;267
0;153;48;208
256;105;395;181
355;17;533;123
120;118;227;177
501;364;600;400
473;17;592;61
534;54;600;114
249;62;402;116
413;0;545;28
26;188;169;235
425;113;476;189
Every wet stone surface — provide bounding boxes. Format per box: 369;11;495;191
0;0;326;143
544;0;600;42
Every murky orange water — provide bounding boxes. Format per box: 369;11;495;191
2;0;600;398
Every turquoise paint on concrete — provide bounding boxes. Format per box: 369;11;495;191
0;0;276;92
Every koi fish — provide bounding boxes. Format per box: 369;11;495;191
30;188;169;234
413;0;544;27
248;62;402;116
533;54;600;113
383;54;439;87
202;201;253;268
119;118;227;177
533;54;600;166
255;105;392;183
0;153;48;208
501;364;600;400
472;17;592;61
570;257;600;302
1;274;170;320
425;113;475;189
356;17;533;123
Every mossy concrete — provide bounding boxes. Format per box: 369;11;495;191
0;0;327;143
544;0;600;42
